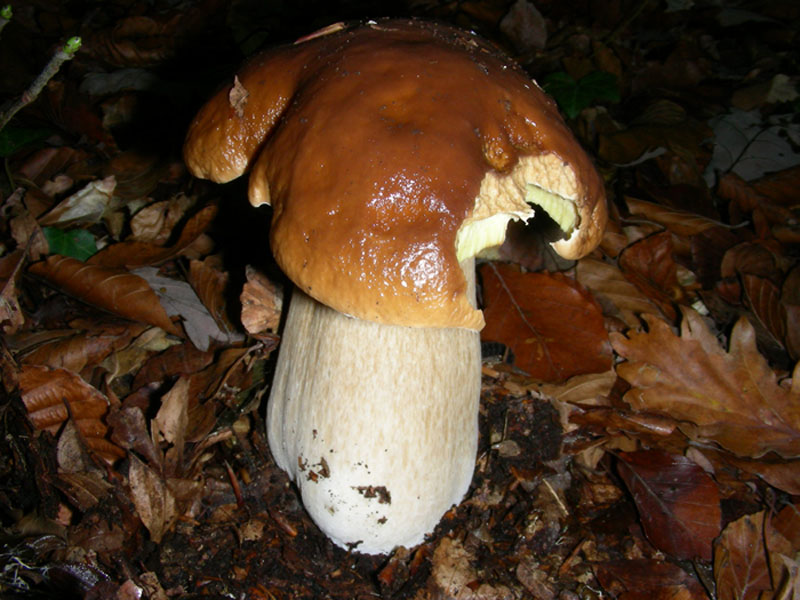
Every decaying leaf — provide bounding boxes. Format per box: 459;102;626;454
576;257;662;327
714;512;772;600
28;255;181;335
611;309;800;458
128;454;176;544
480;263;612;382
617;450;721;560
240;265;283;335
87;205;217;269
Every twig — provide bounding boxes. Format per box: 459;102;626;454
0;36;82;132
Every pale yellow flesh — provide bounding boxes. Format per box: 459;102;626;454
455;154;579;262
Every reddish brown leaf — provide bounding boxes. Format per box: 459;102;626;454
594;559;709;600
18;321;144;374
625;196;722;237
742;274;786;348
752;165;800;206
617;450;721;560
18;365;125;464
480;263;612;382
618;231;684;321
28;254;180;335
714;512;772;600
576;257;662;327
131;341;214;391
720;241;779;281
611;309;800;458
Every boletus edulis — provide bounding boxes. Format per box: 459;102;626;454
184;19;607;555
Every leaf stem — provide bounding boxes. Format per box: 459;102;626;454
0;36;82;133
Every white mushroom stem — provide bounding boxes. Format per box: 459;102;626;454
267;260;481;554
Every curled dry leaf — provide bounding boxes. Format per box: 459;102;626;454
611;309;800;459
129;194;195;244
576;257;662;327
480;263;612;382
128;454;176;544
87;205;217;269
617;450;721;561
29;255;180;336
626;196;723;237
714;512;772;600
240;265;283;335
18;365;125;463
18;321;145;374
0;250;26;335
618;231;684;321
188;257;241;335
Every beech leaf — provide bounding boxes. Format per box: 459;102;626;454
480;263;612;382
29;254;180;336
617;450;721;560
714;512;772;600
611;309;800;458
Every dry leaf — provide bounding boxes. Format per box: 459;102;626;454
134;266;242;351
626;196;723;237
576;257;662;327
18;321;144;374
714;512;772;600
618;231;684;321
28;255;180;335
18;365;125;463
240;265;283;335
617;450;721;560
480;263;612;382
88;204;217;269
611;309;800;458
128;454;176;543
38;176;117;227
0;250;27;335
594;559;708;600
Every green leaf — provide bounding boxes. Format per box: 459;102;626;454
543;71;620;119
0;126;51;157
42;227;98;261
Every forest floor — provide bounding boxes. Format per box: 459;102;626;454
0;0;799;598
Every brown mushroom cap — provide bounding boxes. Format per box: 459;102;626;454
184;19;606;330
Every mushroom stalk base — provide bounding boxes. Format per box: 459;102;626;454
267;264;481;555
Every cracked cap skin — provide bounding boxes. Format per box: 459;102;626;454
184;18;607;330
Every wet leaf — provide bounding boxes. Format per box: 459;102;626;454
28;255;180;336
617;450;721;560
480;263;612;381
611;309;800;458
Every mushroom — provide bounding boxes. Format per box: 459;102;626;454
184;19;607;554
